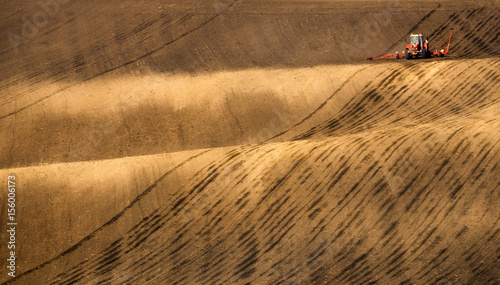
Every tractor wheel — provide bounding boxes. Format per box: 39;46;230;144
405;49;410;60
439;51;444;57
422;48;428;59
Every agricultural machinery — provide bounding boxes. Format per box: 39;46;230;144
368;29;453;60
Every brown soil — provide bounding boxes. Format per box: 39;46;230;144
1;0;499;283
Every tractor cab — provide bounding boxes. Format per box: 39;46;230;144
406;33;429;59
409;34;424;52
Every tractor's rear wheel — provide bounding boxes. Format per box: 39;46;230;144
405;49;410;60
422;48;428;59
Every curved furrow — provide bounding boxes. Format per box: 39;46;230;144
0;1;240;119
1;1;500;284
290;58;500;141
11;114;498;284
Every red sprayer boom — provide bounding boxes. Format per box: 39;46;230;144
444;28;453;54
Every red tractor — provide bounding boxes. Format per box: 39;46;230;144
368;29;453;60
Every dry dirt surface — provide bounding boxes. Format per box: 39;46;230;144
1;0;499;284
